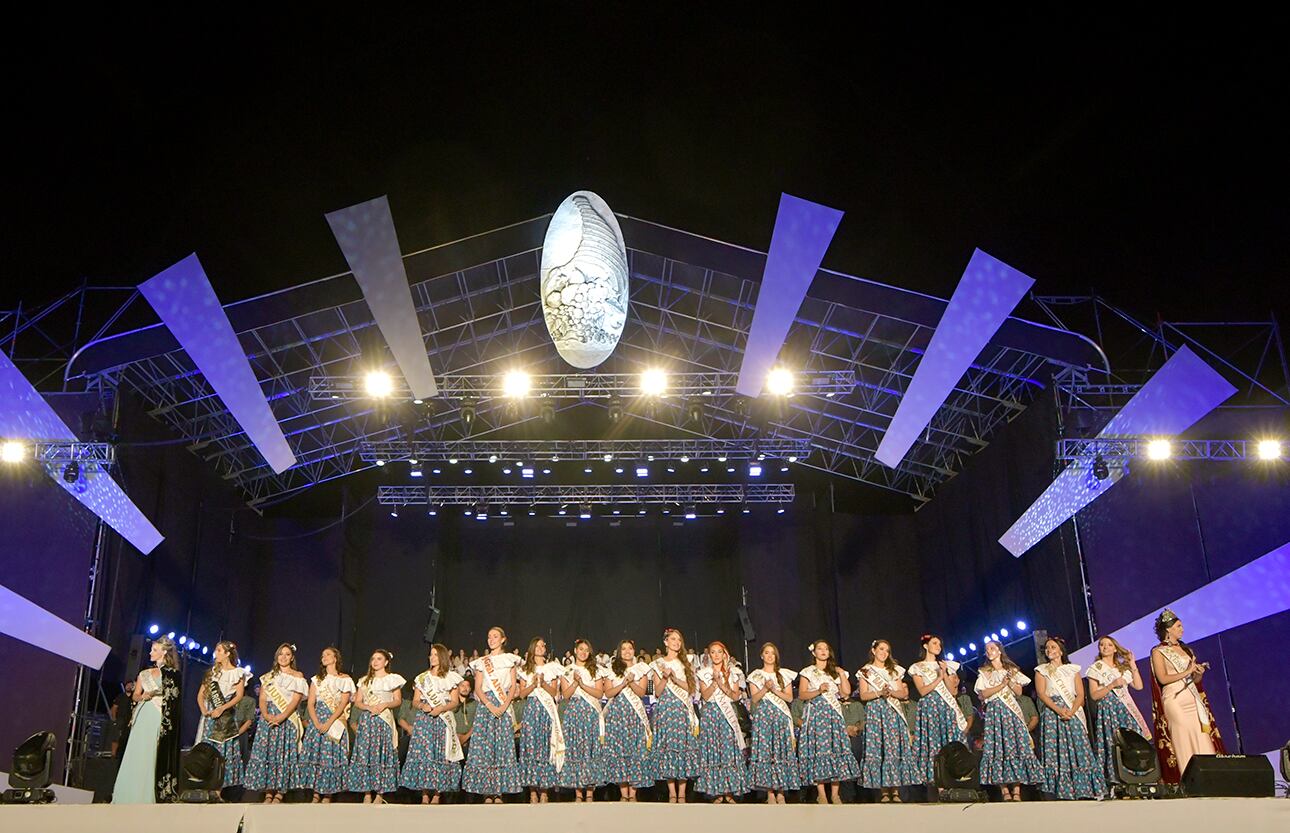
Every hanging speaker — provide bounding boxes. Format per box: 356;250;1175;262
736;605;756;642
423;606;441;643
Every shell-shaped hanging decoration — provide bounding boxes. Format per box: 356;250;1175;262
539;191;629;368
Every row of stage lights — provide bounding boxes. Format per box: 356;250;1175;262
380;458;797;478
391;504;789;520
362;366;799;401
144;624;250;671
939;621;1030;663
1141;438;1281;461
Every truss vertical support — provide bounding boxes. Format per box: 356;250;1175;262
64;516;110;786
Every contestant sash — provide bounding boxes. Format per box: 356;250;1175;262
1041;664;1087;730
263;673;305;752
910;661;967;732
359;680;399;750
1087;661;1151;738
204;674;238;742
750;671;795;749
416;672;464;762
802;667;844;721
316;679;350;743
477;656;519;729
131;670;162;727
654;658;700;736
568;666;606;740
981;669;1030;742
861;665;909;731
1160;646;1211;730
527;668;567;771
704;669;746;751
618;664;653;750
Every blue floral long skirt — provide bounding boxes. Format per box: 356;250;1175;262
797;697;860;784
292;701;349;794
910;694;965;781
648;690;698;781
695;702;748;797
1038;705;1106;799
1093;694;1145;783
518;697;560;789
557;696;604;789
600;695;652;787
345;711;400;794
243;702;302;792
747;702;800;791
461;693;522;795
197;720;244;789
400;712;461;793
861;700;917;788
979;700;1043;785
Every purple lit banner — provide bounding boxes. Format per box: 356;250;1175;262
999;346;1236;557
140;254;296;474
1070;540;1290;666
0;584;110;668
326;196;438;400
876;249;1034;468
0;351;164;554
735;193;843;397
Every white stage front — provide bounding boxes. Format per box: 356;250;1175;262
2;799;1287;833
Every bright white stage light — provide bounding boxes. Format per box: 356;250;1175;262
766;367;794;396
990;632;999;642
603;453;613;462
408;457;418;464
640;368;668;396
1;440;27;463
1016;620;1027;631
636;467;649;477
968;642;976;651
584;467;593;474
448;458;458;465
1146;439;1172;460
503;468;512;475
202;646;209;655
179;636;188;646
410;469;422;478
463;468;473;475
679;455;690;463
167;632;175;639
502;371;532;398
148;624;159;635
787;455;798;463
959;647;966;656
1000;627;1009;638
488;455;498;463
945;651;954;660
542;468;552;475
1257;439;1282;460
365;371;394;398
748;464;762;477
776;508;786;514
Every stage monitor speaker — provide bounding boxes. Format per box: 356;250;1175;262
77;753;118;803
1180;754;1274;798
124;634;146;684
423;606;441;644
736;605;755;642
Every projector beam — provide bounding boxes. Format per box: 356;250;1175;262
876;249;1034;468
999;346;1237;557
1070;540;1290;666
326;196;438;399
735;193;843;397
0;351;164;554
139;255;296;474
0;584;110;668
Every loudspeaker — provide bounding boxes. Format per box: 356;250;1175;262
423;606;441;643
77;753;119;803
735;605;755;642
1180;754;1274;798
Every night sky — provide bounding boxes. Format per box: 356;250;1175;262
7;12;1286;331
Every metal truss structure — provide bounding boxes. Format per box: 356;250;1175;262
359;438;813;463
377;483;795;506
312;369;855;401
36;216;1119;507
1055;438;1283;463
28;441;116;468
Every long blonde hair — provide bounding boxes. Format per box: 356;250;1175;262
663;628;697;693
153;637;179;670
1097;634;1133;672
202;640;240;692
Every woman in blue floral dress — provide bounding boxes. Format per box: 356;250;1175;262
798;640;859;804
345;649;405;803
695;641;749;803
747;642;800;803
516;637;566;803
600;639;654;801
244;643;308;803
907;634;968;786
558;639;606;800
975;640;1043;801
462;627;523;803
1086;634;1151;783
648;628;700;803
294;646;354;802
399;643;464;803
1035;636;1106;800
857;639;917;802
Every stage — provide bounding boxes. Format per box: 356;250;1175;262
2;799;1287;833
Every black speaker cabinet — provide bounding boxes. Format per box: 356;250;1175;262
1180;754;1274;798
736;605;756;642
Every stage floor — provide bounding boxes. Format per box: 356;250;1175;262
2;798;1287;833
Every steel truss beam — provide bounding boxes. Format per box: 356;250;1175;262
359;438;813;463
1056;438;1284;462
30;441;116;468
378;483;794;505
311;369;855;401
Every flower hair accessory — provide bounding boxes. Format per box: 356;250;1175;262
289;643;297;652
807;642;816;652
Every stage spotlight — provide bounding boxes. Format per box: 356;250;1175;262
742;505;751;514
428;507;438;516
460;400;477;430
776;508;786;514
607;396;623;423
748;464;762;477
716;508;725;514
1257;439;1282;460
579;504;592;520
733;396;750;418
522;467;535;479
390;508;398;518
542;468;551;475
502;468;512;475
178;741;226;803
968;642;976;651
684;505;697;520
640;368;667;396
408;456;419;464
375;459;386;467
718;455;728;463
680;455;690;463
990;633;999;642
1;441;26;464
202;646;209;655
612;509;620;515
167;631;175;639
615;467;624;474
540;402;556;424
787;455;798;463
780;466;789;472
179;636;188;646
410;468;423;478
603;453;613;462
945;651;954;660
463;468;473;475
499;509;509;517
1000;628;1009;638
959;647;966;656
638;507;647;515
487;455;498;463
766;367;794;396
933;741;982;802
2;731;56;804
62;461;80;483
1110;728;1161;797
667;467;675;473
1147;439;1172;460
432;468;442;475
502;370;532;398
700;466;710;473
1092;454;1110;480
636;467;649;478
365;371;394;398
1016;620;1027;631
584;466;593;474
148;624;160;635
475;501;488;521
448;458;458;465
527;508;536;516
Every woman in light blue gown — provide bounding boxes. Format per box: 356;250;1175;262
113;636;183;803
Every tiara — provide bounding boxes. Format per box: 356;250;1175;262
1156;609;1179;626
